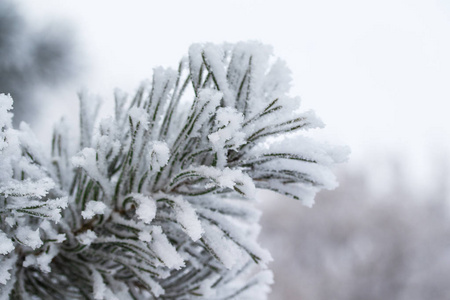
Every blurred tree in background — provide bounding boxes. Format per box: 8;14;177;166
262;162;450;299
0;1;77;124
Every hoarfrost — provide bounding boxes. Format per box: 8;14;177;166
192;166;256;198
23;244;59;273
4;217;15;228
128;107;149;130
202;44;234;107
0;94;13;129
190;89;223;137
0;178;54;198
40;220;66;243
92;268;106;300
133;194;156;224
148;141;170;171
77;230;97;246
0;255;16;285
163;194;203;241
82;201;108;219
15;226;42;249
135;271;165;298
201;221;245;269
138;231;152;243
44;197;69;223
0;231;14;255
72;148;112;195
151;226;185;270
196;274;220;298
208;107;245;167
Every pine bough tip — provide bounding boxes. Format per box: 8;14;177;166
0;42;348;299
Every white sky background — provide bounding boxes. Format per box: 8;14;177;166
18;0;450;194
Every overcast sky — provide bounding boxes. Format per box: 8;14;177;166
18;0;450;192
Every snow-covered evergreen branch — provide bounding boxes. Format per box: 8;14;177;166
0;42;348;299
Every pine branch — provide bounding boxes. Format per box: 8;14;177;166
0;42;348;299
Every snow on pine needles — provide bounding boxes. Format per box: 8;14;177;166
0;42;348;299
